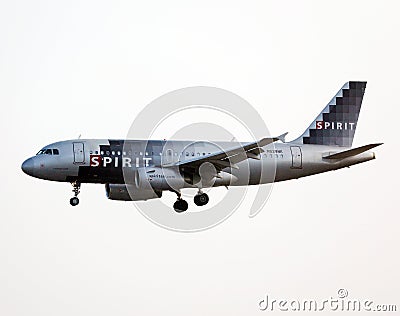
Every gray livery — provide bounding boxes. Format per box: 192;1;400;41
21;82;382;212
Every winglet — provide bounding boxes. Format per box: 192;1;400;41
257;133;287;147
276;132;288;143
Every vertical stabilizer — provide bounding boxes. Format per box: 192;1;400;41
292;81;366;147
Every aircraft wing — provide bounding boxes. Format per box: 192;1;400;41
169;133;288;170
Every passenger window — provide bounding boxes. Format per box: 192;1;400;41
53;149;59;155
95;151;98;154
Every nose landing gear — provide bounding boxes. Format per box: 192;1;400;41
70;182;81;206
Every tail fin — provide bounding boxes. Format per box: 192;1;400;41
293;81;367;147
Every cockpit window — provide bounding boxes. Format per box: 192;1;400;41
36;148;59;155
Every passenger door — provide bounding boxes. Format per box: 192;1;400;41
73;142;85;164
290;146;302;169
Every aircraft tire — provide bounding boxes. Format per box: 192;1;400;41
194;193;209;206
173;199;188;213
70;197;80;206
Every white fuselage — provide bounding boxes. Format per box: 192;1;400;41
21;139;376;188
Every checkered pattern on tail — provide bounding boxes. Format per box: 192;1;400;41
293;81;366;147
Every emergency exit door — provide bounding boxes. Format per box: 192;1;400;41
164;148;174;165
73;142;85;164
290;146;302;169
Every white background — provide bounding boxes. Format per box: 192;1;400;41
0;1;399;315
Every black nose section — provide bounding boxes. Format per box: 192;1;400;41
21;158;35;176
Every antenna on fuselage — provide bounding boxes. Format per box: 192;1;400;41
78;134;81;139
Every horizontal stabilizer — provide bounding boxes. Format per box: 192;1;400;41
323;143;383;159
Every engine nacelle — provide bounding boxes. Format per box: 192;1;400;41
135;167;185;191
105;184;162;201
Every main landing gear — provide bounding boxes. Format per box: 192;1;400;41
70;182;81;206
194;191;209;206
172;190;209;213
173;191;188;213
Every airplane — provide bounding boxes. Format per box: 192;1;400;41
21;81;382;212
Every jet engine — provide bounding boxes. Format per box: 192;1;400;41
135;167;186;191
105;183;162;201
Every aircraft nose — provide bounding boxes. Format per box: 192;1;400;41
21;158;35;176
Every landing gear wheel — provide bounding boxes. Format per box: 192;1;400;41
70;181;81;206
70;197;79;206
173;199;188;213
194;193;209;206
